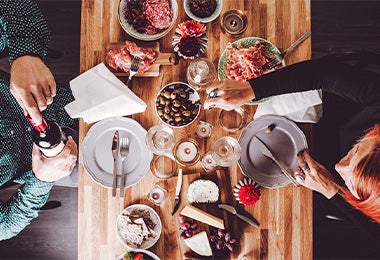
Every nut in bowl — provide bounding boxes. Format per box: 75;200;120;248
155;82;201;128
116;204;162;250
118;0;178;41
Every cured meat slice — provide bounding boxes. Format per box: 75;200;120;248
106;41;157;73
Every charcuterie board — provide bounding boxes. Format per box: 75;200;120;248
105;41;178;77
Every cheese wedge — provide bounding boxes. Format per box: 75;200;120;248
180;205;224;229
184;231;213;256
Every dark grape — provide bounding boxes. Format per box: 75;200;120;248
216;240;224;250
229;238;238;244
190;223;198;229
180;222;191;231
178;214;186;223
217;229;226;238
209;235;218;243
224;232;231;242
185;230;193;237
180;231;187;240
227;243;236;252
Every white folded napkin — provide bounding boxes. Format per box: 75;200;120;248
253;90;323;123
64;63;147;123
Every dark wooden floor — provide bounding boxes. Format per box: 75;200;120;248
0;0;379;259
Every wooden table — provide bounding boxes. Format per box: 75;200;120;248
78;0;312;259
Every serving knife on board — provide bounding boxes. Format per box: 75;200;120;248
111;130;119;197
218;204;260;228
253;136;299;187
171;169;183;215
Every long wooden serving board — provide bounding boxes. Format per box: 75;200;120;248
105;41;178;77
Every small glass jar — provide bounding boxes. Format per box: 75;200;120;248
173;138;200;166
201;151;217;171
147;184;166;205
145;125;176;155
211;136;241;167
187;58;216;90
195;121;213;139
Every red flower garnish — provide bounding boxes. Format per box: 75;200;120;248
237;184;261;206
178;36;201;57
178;20;206;37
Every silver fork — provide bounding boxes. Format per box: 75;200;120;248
126;56;141;87
119;137;130;197
262;31;312;70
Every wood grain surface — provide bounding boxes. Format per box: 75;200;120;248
78;1;312;259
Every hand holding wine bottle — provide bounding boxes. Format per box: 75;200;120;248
32;135;78;183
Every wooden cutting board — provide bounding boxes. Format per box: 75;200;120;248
105;41;178;77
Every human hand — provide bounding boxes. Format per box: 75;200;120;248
32;136;77;183
203;79;255;111
295;151;339;199
10;55;56;124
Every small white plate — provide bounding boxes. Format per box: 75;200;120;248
116;204;162;250
82;117;152;188
184;0;223;23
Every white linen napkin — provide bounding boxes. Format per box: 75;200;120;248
64;63;147;123
253;90;323;123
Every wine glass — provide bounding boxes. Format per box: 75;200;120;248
211;136;241;167
145;125;176;155
150;155;178;179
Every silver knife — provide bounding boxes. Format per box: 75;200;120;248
111;131;119;197
218;204;259;228
171;169;183;215
253;136;299;187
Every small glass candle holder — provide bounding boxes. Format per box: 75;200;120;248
173;138;200;166
147;184;167;205
145;125;176;155
150;155;178;179
201;151;217;171
195;121;213;139
219;107;247;133
220;9;248;37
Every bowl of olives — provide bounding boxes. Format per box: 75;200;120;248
155;82;201;128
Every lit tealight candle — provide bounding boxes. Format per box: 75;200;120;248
220;9;248;36
176;141;197;162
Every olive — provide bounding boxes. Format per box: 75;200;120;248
182;110;191;117
159;96;165;105
157;109;164;117
164;105;170;114
170;92;177;100
164;113;170;120
173;100;181;107
174;116;182;123
179;91;187;99
162;91;171;99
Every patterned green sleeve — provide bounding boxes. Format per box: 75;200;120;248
0;0;50;63
0;171;53;240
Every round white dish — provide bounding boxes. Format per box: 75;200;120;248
82;117;152;188
116;204;162;250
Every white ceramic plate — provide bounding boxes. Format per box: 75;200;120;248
116;204;162;250
118;0;178;41
116;249;160;260
184;0;223;23
238;115;308;188
82;117;152;188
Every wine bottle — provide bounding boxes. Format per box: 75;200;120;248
27;115;67;157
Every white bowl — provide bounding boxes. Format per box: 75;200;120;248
116;249;160;260
118;0;178;41
184;0;223;23
116;204;162;250
155;82;201;128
